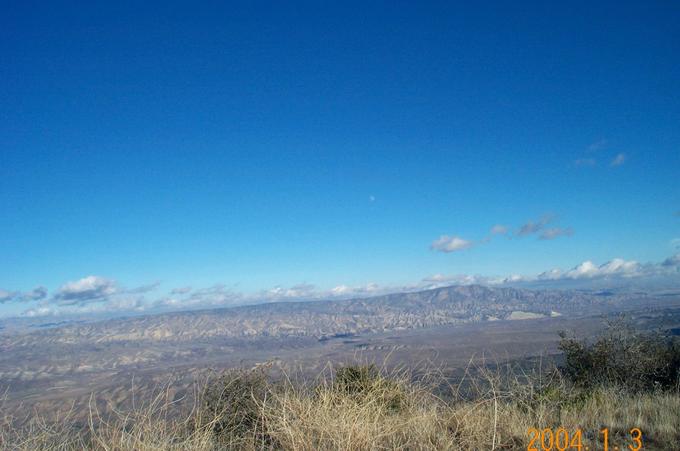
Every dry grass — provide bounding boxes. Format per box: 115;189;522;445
0;382;219;450
262;364;457;450
1;361;679;450
444;366;680;449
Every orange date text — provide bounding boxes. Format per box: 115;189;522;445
527;427;643;451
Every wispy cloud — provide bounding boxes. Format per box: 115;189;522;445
430;235;474;253
126;281;161;294
421;274;454;283
490;224;508;235
514;215;574;240
0;290;18;304
574;158;596;167
575;140;629;169
432;215;572;255
588;139;608;152
18;286;48;302
154;281;387;312
539;227;574;240
155;284;240;310
516;214;555;237
573;139;608;167
610;153;626;166
0;286;48;304
662;254;680;267
170;286;192;295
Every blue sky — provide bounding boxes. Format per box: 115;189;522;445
1;1;679;317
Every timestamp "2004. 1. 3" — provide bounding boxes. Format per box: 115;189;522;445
527;427;643;451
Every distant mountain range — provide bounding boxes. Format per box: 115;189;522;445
2;284;673;346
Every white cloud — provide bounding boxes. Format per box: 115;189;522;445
331;285;352;295
11;277;165;317
504;254;680;285
430;235;473;253
566;260;600;278
264;283;317;300
610;153;626;166
24;295;146;317
55;276;118;305
597;258;642;275
151;281;388;312
537;258;643;280
431;224;510;253
23;306;56;317
326;283;380;297
421;273;500;287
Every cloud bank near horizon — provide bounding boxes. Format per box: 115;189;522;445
2;253;678;319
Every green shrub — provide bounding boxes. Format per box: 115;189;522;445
331;364;406;412
333;364;380;396
558;321;680;392
198;367;271;444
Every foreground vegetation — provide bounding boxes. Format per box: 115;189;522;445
2;324;679;450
